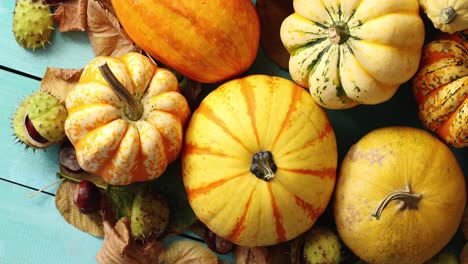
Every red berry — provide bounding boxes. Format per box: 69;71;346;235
73;180;101;214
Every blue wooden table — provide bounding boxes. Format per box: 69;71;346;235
1;0;466;263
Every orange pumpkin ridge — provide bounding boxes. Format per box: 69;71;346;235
239;78;261;149
267;183;287;243
270;85;302;150
294;195;321;221
197;103;253;152
183;143;235;159
279;124;334;157
186;171;249;201
278;167;337;181
226;187;256;242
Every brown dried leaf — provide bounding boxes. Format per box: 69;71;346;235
87;0;138;57
234;246;271;264
53;0;88;32
461;243;468;264
164;240;218;264
96;217;164;264
55;180;104;237
40;67;83;103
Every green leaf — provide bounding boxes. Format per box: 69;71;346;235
57;164;108;190
106;183;141;219
151;160;197;233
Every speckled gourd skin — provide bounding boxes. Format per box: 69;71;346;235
12;0;53;49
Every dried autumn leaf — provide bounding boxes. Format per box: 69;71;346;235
234;246;271;264
53;0;88;32
96;217;163;264
55;180;104;237
87;0;138;57
40;67;83;103
461;243;468;264
164;240;218;264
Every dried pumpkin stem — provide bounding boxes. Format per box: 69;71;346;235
250;151;277;181
328;22;350;45
439;6;457;24
98;63;142;121
371;191;422;220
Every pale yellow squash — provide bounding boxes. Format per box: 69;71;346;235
334;127;466;264
419;0;468;34
280;0;425;109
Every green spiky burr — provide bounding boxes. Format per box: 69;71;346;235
12;91;67;149
12;0;53;49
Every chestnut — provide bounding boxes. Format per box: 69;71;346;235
73;180;101;214
59;146;82;173
204;228;234;255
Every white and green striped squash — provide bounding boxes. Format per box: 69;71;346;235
280;0;426;109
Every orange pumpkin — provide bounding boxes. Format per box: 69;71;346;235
111;0;260;84
412;30;468;147
64;52;190;185
182;75;337;246
334;127;466;264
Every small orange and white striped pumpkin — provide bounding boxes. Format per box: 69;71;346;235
65;52;190;185
182;75;337;246
412;30;467;148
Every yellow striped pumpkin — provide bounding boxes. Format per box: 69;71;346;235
65;52;190;185
182;75;337;246
412;30;468;148
111;0;260;84
280;0;425;109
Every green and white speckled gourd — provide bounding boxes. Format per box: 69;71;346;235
280;0;425;109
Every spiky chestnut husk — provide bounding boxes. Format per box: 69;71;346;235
12;0;53;49
303;226;341;264
13;91;67;149
130;189;169;241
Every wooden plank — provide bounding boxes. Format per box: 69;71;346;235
0;70;64;193
0;181;102;264
0;1;95;78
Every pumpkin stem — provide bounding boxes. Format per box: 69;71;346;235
371;190;422;220
98;63;143;121
328;22;350;45
250;151;277;181
439;6;457;24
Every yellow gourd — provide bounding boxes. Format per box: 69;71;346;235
334;127;466;264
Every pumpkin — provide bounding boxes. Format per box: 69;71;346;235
111;0;260;84
280;0;425;109
182;75;337;247
412;30;468;148
334;126;466;264
419;0;468;34
64;52;190;185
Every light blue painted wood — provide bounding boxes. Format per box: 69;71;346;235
0;182;102;264
0;70;63;192
0;0;95;78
